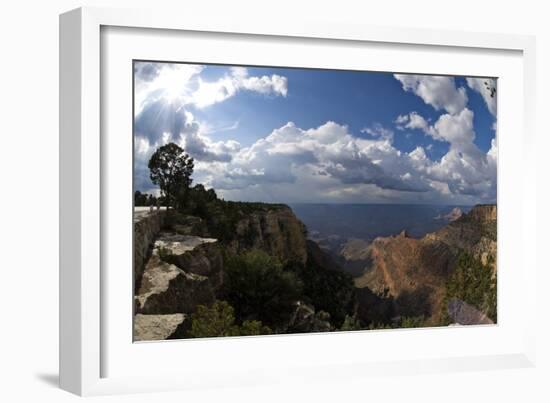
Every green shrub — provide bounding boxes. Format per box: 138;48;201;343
340;315;363;331
223;250;303;329
187;301;240;338
239;320;272;336
367;322;393;330
399;316;426;328
187;300;272;338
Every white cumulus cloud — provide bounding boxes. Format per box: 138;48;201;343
134;62;288;113
394;74;468;115
466;77;497;116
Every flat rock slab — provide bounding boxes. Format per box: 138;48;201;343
154;233;217;256
134;313;186;341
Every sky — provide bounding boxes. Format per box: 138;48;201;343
133;61;497;205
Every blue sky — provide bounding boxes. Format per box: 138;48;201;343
134;62;497;205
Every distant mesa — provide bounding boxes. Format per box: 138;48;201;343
435;207;463;222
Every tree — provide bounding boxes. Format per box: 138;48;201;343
181;184;218;217
148;143;194;209
134;190;147;206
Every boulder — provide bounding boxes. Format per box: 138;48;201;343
287;302;332;333
153;233;223;289
134;313;186;341
135;254;215;315
447;298;494;325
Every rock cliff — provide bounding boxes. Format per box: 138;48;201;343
354;204;497;324
133;209;166;286
227;206;308;265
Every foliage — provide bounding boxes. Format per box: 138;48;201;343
168;183;287;241
187;301;272;338
201;201;286;242
223;250;303;329
180;184;218;217
157;246;172;262
187;301;239;338
340;315;363;331
134;190;163;207
285;257;355;328
148;143;194;209
367;322;393;330
239;320;273;336
443;253;497;322
399;316;426;328
367;316;426;330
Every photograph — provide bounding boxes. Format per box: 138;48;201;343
132;61;498;341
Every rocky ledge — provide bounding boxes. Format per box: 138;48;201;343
134;313;187;341
133;210;224;341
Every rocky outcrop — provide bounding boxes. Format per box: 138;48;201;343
134;313;187;341
447;298;494;325
228;206;308;265
354;204;497;324
135;252;216;315
155;233;224;290
425;204;497;272
435;207;463;222
133;204;314;340
287;302;332;333
134;209;166;285
133;222;223;340
164;213;210;237
336;238;372;276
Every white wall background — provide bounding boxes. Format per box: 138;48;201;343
0;0;547;401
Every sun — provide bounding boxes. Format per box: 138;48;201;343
154;64;201;104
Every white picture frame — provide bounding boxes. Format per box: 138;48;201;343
60;6;537;396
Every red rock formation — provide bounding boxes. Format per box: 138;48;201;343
354;205;497;324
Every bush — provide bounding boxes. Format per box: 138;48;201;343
187;301;239;338
187;300;272;338
340;315;362;331
399;316;426;328
239;320;272;336
223;250;303;329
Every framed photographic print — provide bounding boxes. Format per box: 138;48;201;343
60;7;537;396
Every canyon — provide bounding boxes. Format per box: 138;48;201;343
133;203;497;340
